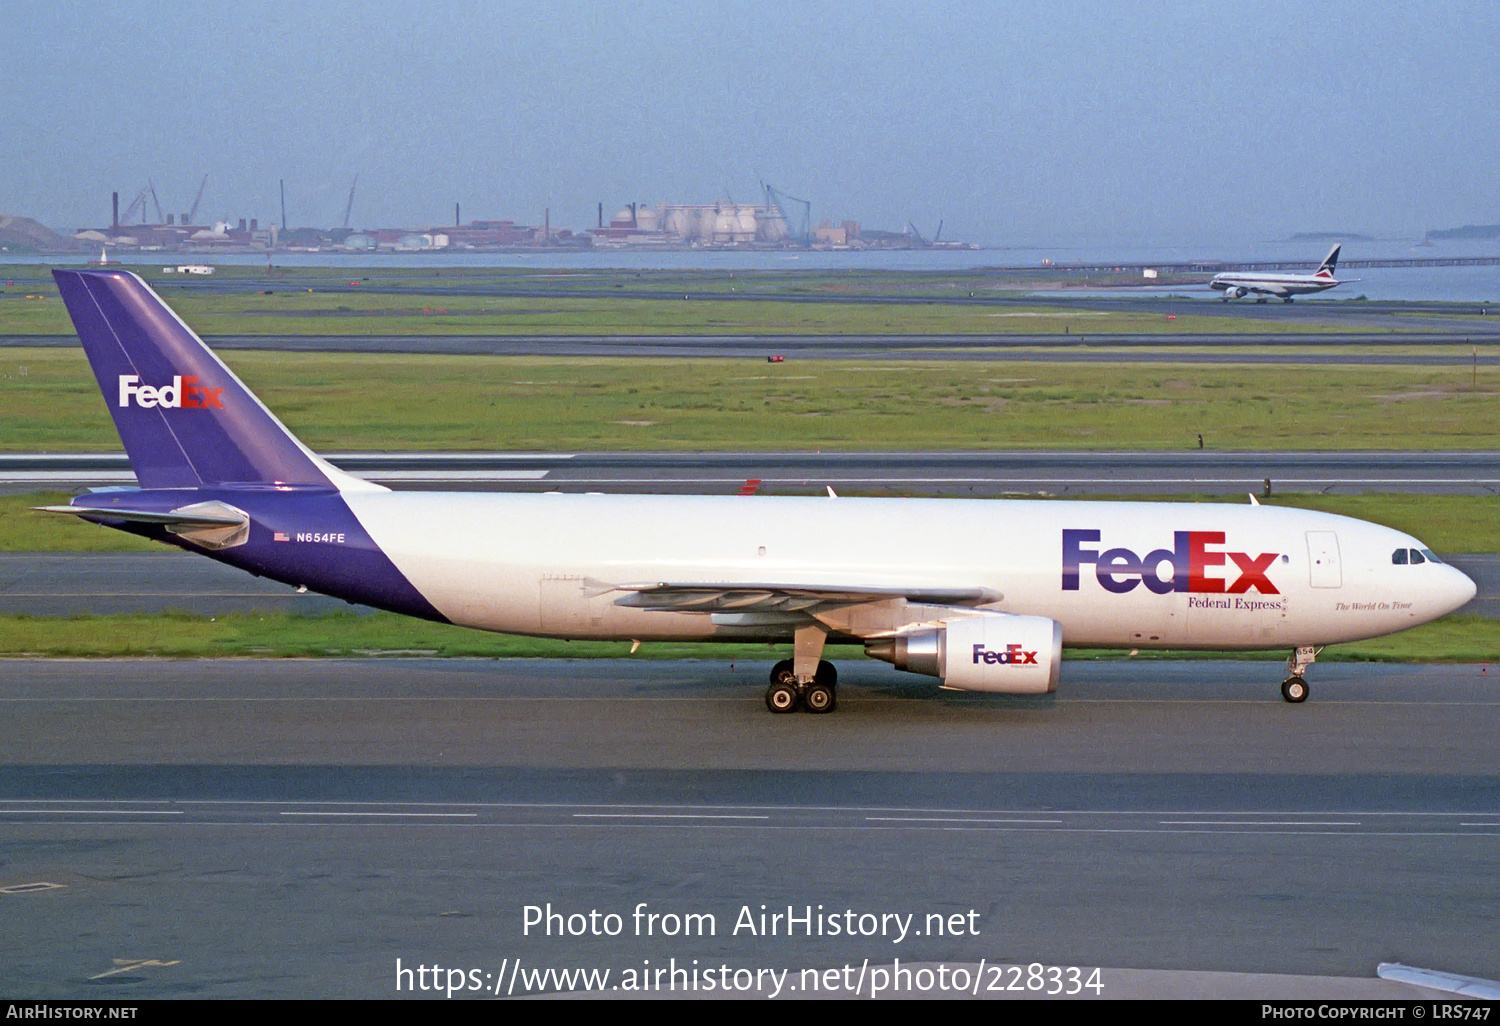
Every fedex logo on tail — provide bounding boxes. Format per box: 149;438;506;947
117;375;224;410
1063;529;1280;595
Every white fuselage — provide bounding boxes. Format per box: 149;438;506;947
342;492;1473;650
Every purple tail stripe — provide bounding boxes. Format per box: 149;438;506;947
50;269;447;624
52;269;334;490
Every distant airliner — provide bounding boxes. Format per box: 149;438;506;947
1210;244;1352;303
41;270;1471;712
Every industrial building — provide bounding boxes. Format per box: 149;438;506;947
591;201;790;247
59;177;968;253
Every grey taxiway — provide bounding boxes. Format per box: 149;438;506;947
1;657;1496;999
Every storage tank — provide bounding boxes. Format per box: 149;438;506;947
662;205;692;240
734;205;758;244
712;204;737;243
692;206;714;241
758;207;788;242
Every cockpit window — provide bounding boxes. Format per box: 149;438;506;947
1409;549;1426;564
1392;548;1408;564
1420;549;1442;564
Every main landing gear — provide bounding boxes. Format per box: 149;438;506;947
766;659;838;713
765;624;838;714
1281;645;1319;703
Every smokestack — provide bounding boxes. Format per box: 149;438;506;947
455;203;460;227
544;207;550;241
280;179;287;231
630;202;637;228
598;202;603;228
112;192;119;230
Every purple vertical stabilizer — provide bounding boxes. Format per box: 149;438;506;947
52;269;337;490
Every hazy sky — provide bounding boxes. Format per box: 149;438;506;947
4;0;1497;246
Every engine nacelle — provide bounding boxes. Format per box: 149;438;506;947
865;613;1062;694
1223;286;1245;300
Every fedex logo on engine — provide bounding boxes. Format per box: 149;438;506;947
1062;529;1279;595
973;643;1038;665
117;375;225;410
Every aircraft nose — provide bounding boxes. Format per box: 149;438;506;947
1438;565;1478;616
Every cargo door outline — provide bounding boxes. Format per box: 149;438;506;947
1306;531;1342;589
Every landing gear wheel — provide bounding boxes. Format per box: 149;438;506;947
769;659;795;685
815;660;838;687
802;681;837;714
765;681;800;713
1281;676;1309;703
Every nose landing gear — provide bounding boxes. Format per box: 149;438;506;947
1281;645;1320;703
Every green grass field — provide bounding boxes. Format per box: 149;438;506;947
0;288;1375;337
0;256;1451;336
0;611;1488;662
1;349;1495;452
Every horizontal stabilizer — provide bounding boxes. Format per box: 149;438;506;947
33;504;246;528
35;500;251;550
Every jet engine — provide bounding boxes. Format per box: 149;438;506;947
1223;286;1246;299
865;613;1062;693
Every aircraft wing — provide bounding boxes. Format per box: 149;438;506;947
614;582;1001;613
1245;283;1290;297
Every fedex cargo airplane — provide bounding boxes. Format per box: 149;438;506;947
40;270;1473;712
1210;244;1352;303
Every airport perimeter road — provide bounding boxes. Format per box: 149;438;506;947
5;330;1500;363
1;658;1496;998
5;449;1498;494
0;551;1494;618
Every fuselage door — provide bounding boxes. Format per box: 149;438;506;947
1306;531;1342;589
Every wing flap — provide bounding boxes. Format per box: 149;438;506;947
615;582;1001;613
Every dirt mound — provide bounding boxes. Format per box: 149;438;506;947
0;214;81;252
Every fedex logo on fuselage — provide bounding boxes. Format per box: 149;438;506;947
1063;529;1279;595
117;375;224;410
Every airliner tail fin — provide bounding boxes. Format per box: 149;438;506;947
51;269;380;492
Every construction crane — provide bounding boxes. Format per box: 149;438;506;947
147;181;164;224
185;174;208;224
120;186;150;224
341;175;358;230
762;181;811;243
